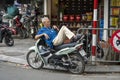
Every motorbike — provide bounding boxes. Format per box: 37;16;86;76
26;36;87;74
77;27;104;59
9;15;28;39
21;14;31;38
29;16;38;39
0;24;14;46
21;15;38;39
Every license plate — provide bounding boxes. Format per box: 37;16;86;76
79;50;86;56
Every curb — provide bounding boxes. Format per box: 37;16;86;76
0;54;120;73
0;54;27;65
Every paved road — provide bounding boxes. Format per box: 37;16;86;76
0;38;35;56
0;62;120;80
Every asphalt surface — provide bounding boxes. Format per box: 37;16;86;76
0;37;120;73
0;62;120;80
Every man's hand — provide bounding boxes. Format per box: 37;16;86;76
43;33;49;39
53;25;59;31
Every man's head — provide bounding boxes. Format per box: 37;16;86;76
41;17;50;27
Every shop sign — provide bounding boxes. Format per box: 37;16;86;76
111;30;120;52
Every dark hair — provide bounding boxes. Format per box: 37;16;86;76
5;0;14;5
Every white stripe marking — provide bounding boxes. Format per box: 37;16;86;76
93;9;98;21
92;34;97;46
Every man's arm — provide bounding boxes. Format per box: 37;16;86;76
35;33;49;40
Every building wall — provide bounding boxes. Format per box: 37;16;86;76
0;1;5;9
47;0;51;19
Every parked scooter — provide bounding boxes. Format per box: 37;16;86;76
21;14;31;37
0;24;14;46
9;15;28;39
29;16;38;39
21;15;38;39
77;26;104;58
26;35;87;74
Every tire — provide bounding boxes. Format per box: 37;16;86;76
96;44;104;58
30;27;36;39
26;50;44;69
4;36;14;46
19;29;26;39
68;54;85;74
31;33;35;39
22;28;29;38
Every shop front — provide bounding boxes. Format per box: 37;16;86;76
108;0;120;37
49;0;120;63
49;0;96;36
51;0;94;27
49;0;120;40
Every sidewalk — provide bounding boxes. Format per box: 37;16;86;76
0;38;120;73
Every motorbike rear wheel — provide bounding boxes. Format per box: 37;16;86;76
96;44;104;58
26;50;44;69
22;28;29;38
4;36;14;46
30;27;37;39
68;54;85;74
18;28;26;39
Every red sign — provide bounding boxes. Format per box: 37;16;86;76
110;30;120;52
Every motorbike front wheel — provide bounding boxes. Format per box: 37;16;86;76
26;50;44;69
68;54;85;74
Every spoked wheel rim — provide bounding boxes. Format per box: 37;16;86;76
27;50;44;69
68;54;85;74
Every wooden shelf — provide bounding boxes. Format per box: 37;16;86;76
59;21;92;23
110;15;119;17
57;0;93;30
109;0;120;28
110;6;120;8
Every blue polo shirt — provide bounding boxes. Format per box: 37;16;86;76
37;27;58;48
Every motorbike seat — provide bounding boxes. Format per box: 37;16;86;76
54;42;77;51
38;38;78;52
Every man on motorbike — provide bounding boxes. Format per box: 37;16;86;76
35;17;78;49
